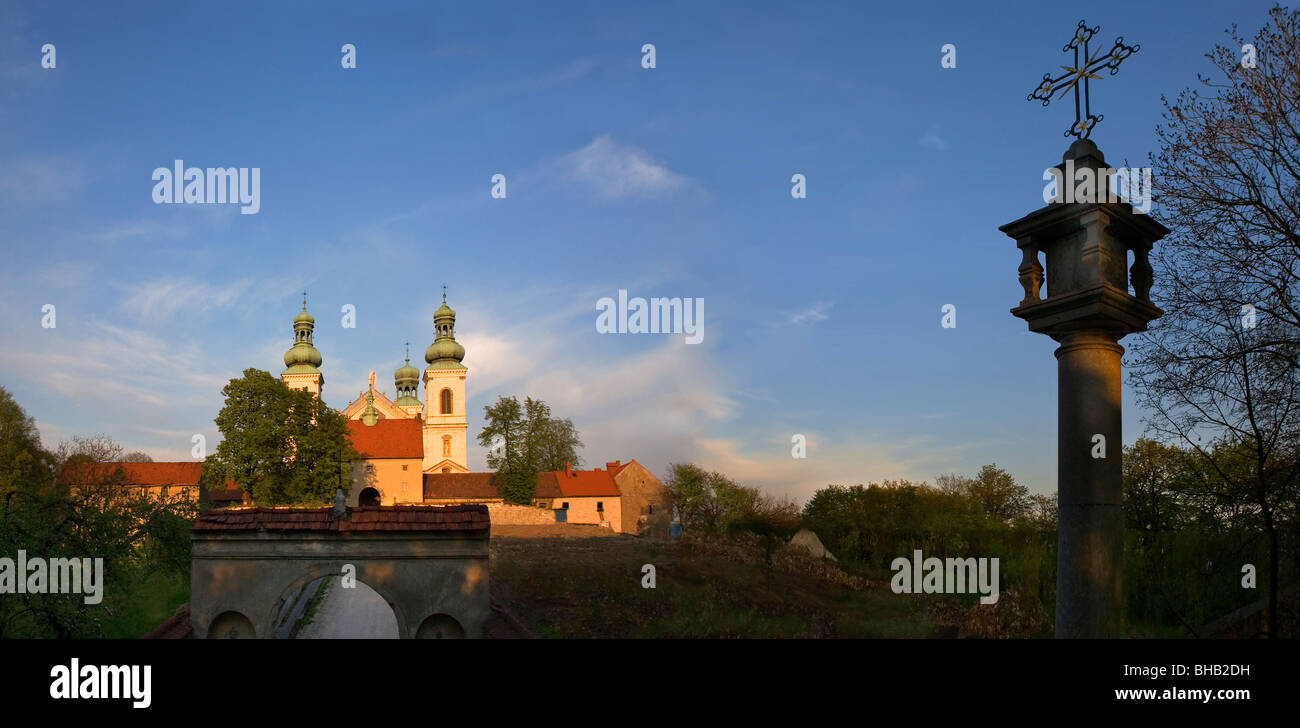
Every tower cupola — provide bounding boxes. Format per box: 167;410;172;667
424;288;466;369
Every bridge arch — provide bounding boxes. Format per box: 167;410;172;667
190;504;490;639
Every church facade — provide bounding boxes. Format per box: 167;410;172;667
279;291;472;497
278;292;670;534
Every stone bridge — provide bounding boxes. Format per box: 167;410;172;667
190;502;490;638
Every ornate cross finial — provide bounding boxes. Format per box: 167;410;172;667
442;284;447;304
1026;20;1140;139
302;291;307;310
405;341;410;363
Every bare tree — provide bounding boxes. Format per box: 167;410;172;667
1130;8;1300;637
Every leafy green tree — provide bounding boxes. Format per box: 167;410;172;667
0;388;194;637
0;386;55;495
664;463;798;536
480;395;523;472
477;395;583;504
539;417;583;472
205;369;357;505
935;465;1030;522
664;463;718;532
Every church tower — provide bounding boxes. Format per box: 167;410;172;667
281;293;324;398
393;343;423;418
422;290;469;473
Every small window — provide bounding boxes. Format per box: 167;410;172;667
597;501;604;512
647;504;654;514
402;464;408;471
562;502;569;510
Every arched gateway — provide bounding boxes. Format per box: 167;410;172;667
189;502;490;638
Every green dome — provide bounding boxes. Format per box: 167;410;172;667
282;293;322;373
424;288;466;369
424;338;465;364
283;343;322;369
393;344;422;405
293;292;315;324
395;359;420;383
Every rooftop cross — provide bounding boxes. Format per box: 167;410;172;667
1026;20;1140;140
442;284;447;304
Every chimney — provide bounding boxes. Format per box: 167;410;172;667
565;461;572;476
605;460;621;472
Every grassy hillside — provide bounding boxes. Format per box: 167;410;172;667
489;527;948;638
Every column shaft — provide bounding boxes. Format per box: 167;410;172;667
1054;330;1124;638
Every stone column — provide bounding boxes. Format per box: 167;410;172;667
1002;139;1168;638
1055;330;1124;637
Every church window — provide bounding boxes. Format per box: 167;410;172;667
440;388;452;414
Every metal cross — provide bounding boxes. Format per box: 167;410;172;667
1027;20;1140;140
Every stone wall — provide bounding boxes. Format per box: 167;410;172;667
487;502;557;526
612;461;671;537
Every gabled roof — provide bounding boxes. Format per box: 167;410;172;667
605;459;645;477
346;418;423;459
57;461;202;486
342;388;412;421
548;466;621;497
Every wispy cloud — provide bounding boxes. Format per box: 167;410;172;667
117;276;302;322
557;135;689;200
787;301;831;325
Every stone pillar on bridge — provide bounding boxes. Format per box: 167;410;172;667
1001;139;1168;638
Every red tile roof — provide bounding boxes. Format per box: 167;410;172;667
346;418;423;459
549;465;621;497
209;486;244;504
424;472;502;500
423;467;621;500
192;504;489;533
57;461;203;486
141;604;192;639
535;473;563;498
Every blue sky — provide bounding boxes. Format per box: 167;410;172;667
0;0;1282;502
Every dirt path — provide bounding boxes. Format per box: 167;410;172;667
296;576;399;639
